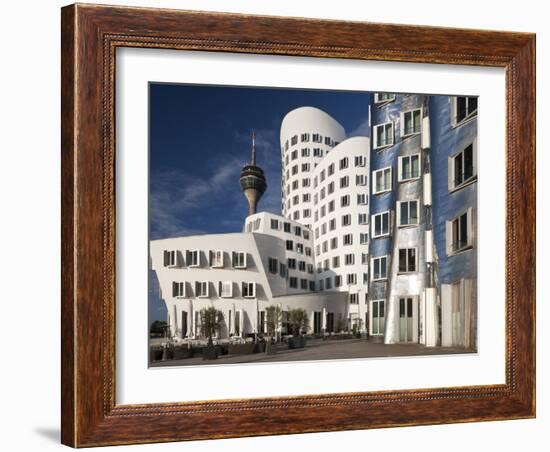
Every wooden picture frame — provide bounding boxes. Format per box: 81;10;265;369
61;3;536;447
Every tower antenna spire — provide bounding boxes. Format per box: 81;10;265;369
251;130;256;165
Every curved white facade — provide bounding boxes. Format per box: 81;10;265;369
280;107;346;226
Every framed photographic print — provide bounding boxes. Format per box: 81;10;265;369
61;3;536;447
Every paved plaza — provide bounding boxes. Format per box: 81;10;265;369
150;338;472;367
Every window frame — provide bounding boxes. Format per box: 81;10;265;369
400;108;422;138
372;166;392;194
448;139;478;191
397;199;420;227
372;210;391;238
398;153;421;182
398;247;418;273
371;255;389;281
373;121;394;150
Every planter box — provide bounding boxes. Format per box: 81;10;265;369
161;347;174;360
265;342;277;355
173;346;194;360
150;348;163;362
228;343;255;356
202;345;218;360
254;342;266;353
288;336;306;349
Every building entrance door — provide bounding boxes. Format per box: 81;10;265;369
181;311;188;338
399;297;415;342
313;311;322;334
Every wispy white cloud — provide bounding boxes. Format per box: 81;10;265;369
347;115;370;138
150;155;243;239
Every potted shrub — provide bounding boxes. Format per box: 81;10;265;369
265;305;282;355
200;307;223;360
287;308;309;349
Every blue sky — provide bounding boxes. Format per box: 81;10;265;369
148;83;372;322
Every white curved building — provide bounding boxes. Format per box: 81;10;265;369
280;107;346;227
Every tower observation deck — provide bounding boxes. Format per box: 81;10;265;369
240;131;267;216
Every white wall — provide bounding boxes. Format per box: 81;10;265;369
0;1;546;452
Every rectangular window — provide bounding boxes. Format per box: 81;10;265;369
450;142;476;190
329;218;336;231
301;163;310;172
447;209;474;254
301;133;310;142
172;281;185;298
286;240;293;251
298;261;306;272
371;300;386;335
398;154;421;181
320;169;326;182
339;157;349;170
291;151;298;161
291;165;298;175
342;214;351;226
301;147;310;157
356;174;367;186
322;241;328;253
323;259;330;271
187;249;200;267
397;200;419;227
328;200;335;212
242;282;256;298
283;222;291;233
219;281;233;298
313;148;323;157
195;281;209;298
372;211;391;238
340;176;349;188
268;257;278;274
373;122;394;149
358;213;368;225
372;256;388;280
312;133;322;143
327;181;335;194
341;195;350;207
332;256;340;268
363;272;369;284
288;258;296;269
279;263;287;278
350;293;359;304
209;250;224;268
345;253;355;265
294;225;302;236
307;263;314;274
300;279;308;290
373;166;392;194
270;218;279;230
328;163;335;176
360;233;369;245
453;96;478;125
305;247;312;257
325;277;333;290
291;135;298;145
398;248;417;273
296;243;304;254
354;155;366;167
289;277;298;288
357;193;368;205
361;253;369;265
374;93;395;104
401;108;422;136
163;250;178;268
302;193;311;202
335;275;342;287
232;251;247;269
343;233;353;245
347;273;357;285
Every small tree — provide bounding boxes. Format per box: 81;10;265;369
200;307;223;346
336;313;346;333
265;305;282;342
288;308;309;336
149;320;167;337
